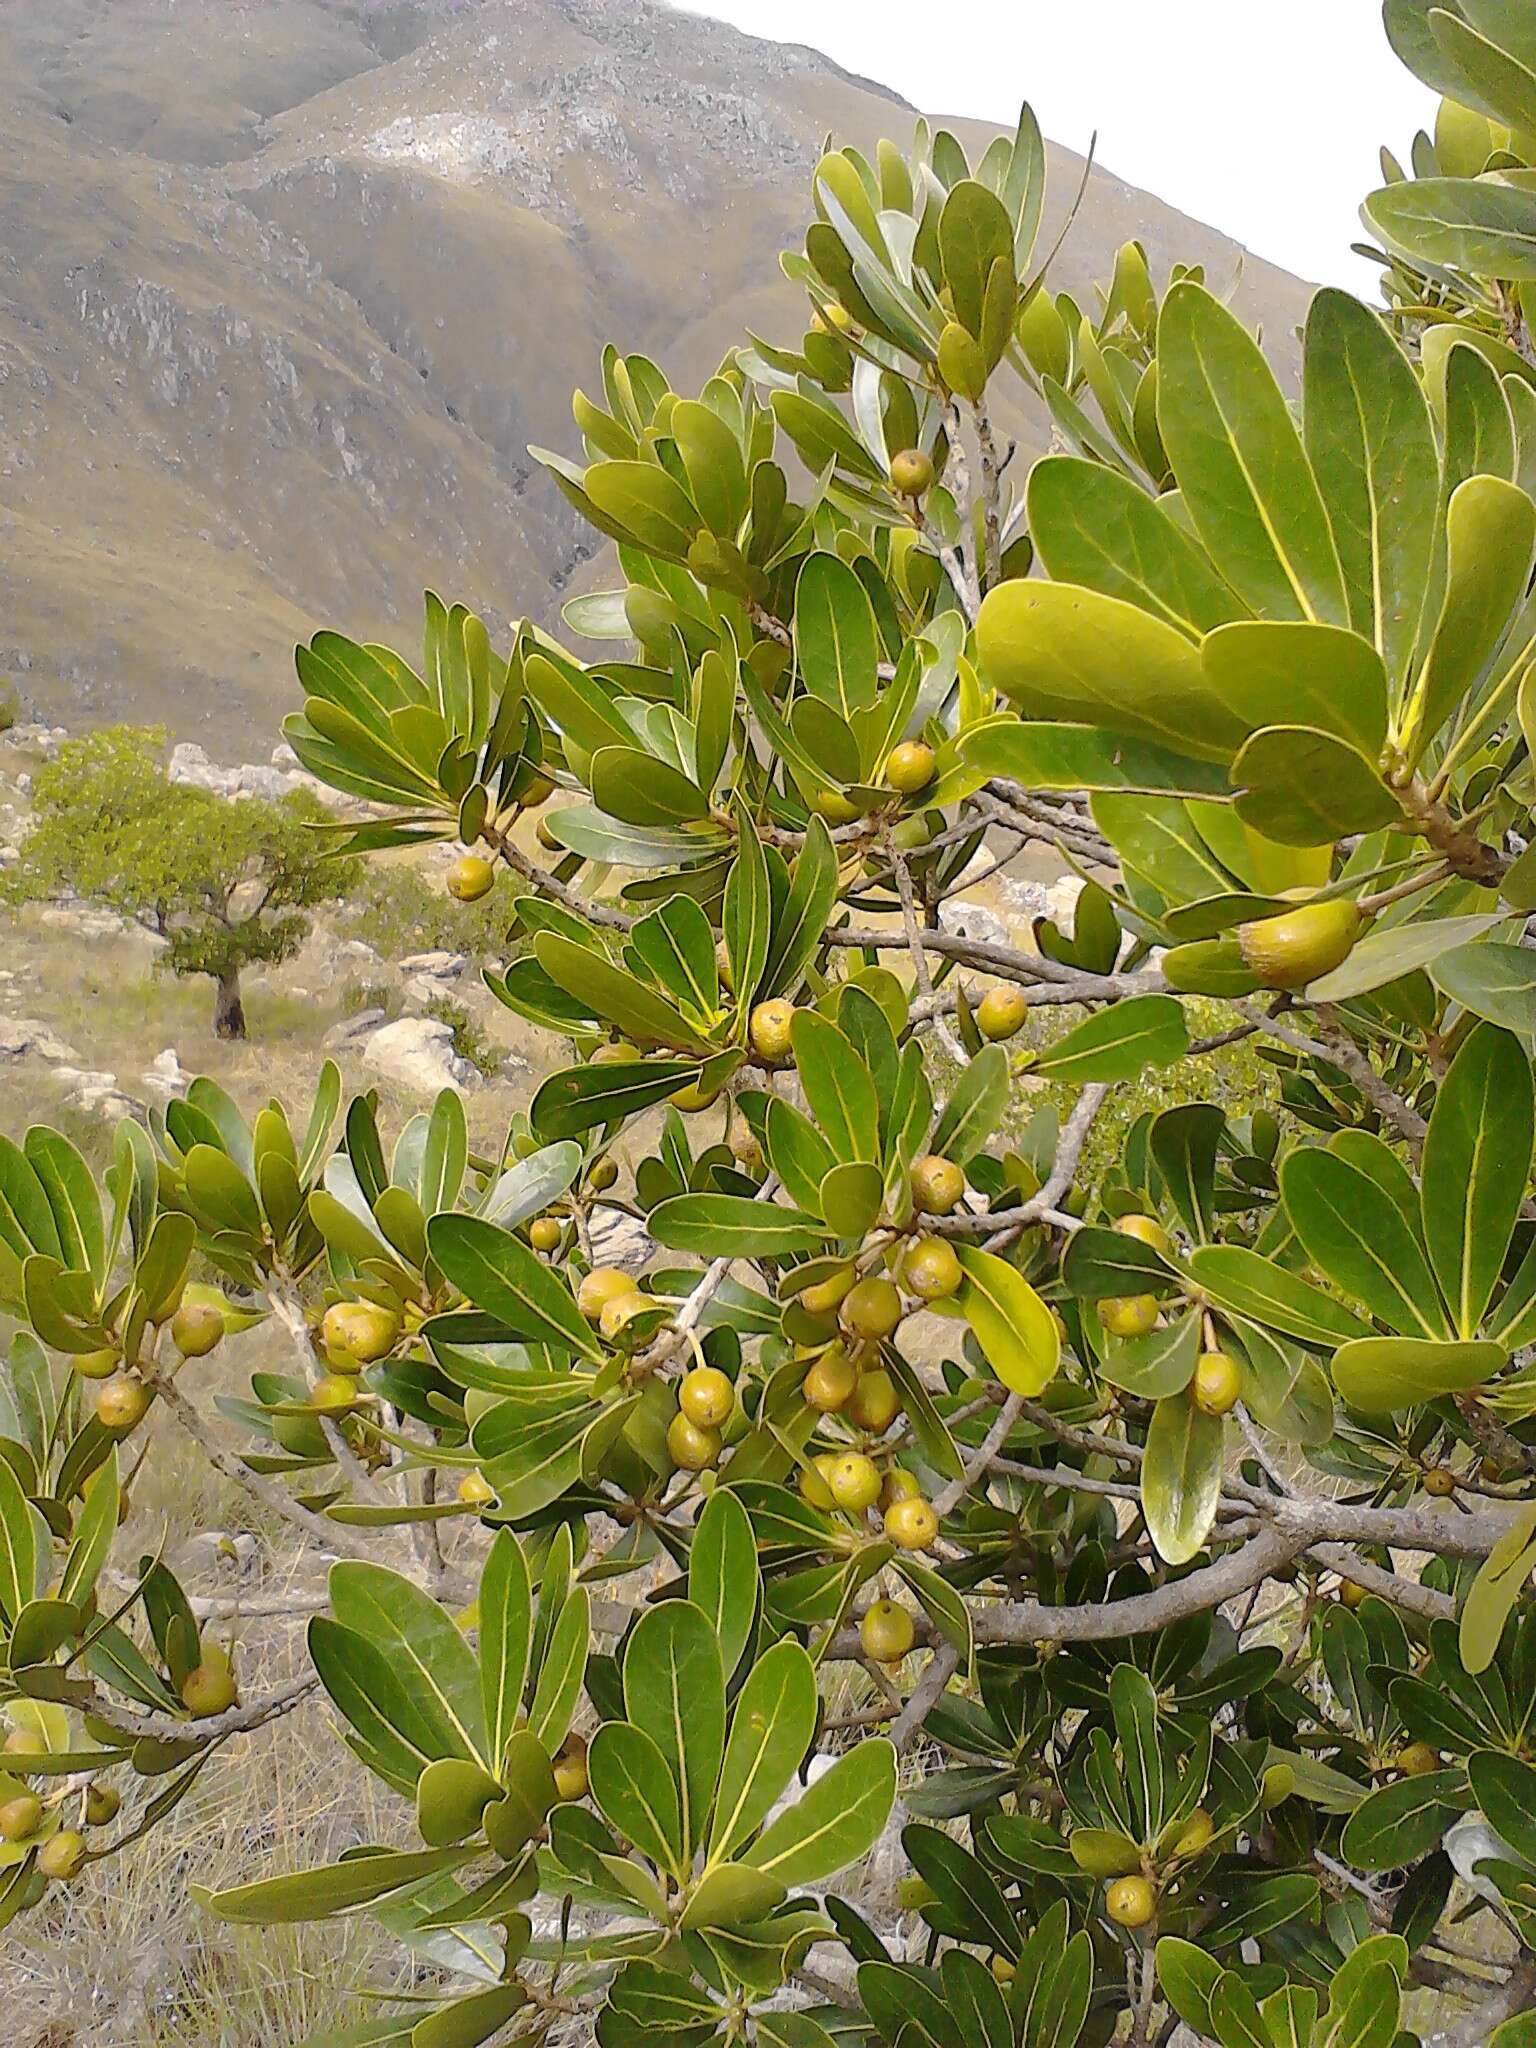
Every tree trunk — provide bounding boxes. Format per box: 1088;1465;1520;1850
213;966;246;1040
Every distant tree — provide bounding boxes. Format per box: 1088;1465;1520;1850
4;725;356;1037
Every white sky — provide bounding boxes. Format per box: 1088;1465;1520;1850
673;0;1441;291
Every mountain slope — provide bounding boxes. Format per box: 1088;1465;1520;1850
0;0;1312;744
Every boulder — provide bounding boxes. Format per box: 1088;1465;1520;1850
324;1007;388;1047
167;741;338;806
0;1016;78;1063
141;1049;190;1101
397;951;467;979
52;1067;140;1120
361;1017;478;1094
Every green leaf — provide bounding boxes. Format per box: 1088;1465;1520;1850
1364;173;1536;283
196;1846;474;1924
741;1738;896;1887
1151;1102;1224;1242
589;1719;687;1878
939;179;1015;343
590;744;712;827
1157;281;1347;626
762;818;840;1000
1304;289;1440;683
624;1601;724;1861
723;808;773;1014
1202;621;1391;756
0;1455;46;1626
526;1583;590;1754
1186;1245;1371;1349
689;1488;759;1683
930;1044;1010;1162
25;1128;105;1288
1422;1025;1534;1336
1432;938;1536;1032
1281;1149;1451;1338
708;1639;818;1862
818;1161;883;1239
329;1564;487;1767
530;1059;705;1141
1460;1507;1536;1676
1031;996;1188;1084
1469;1751;1536;1868
955;1246;1061;1397
1156;1936;1224;2039
480;1142;584;1227
58;1450;119;1610
415;1757;502;1847
791;1011;879;1163
1339;1770;1464;1871
976;580;1246;763
478;1531;532;1773
1098;1308;1201;1399
410;1984;528;2048
1332;1337;1506;1413
426;1214;601;1362
957;718;1231;799
584;460;702;558
1232;726;1400;845
649;1193;828;1258
1026;456;1245;638
794;552;879;719
1141;1394;1224;1566
1110;1664;1166;1841
535;934;715;1056
1405;475;1536;758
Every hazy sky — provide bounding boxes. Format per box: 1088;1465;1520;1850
675;1;1440;291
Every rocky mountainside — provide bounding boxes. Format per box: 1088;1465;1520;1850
0;0;1312;746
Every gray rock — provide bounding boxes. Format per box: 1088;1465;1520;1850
167;740;338;806
589;1209;655;1271
324;1007;387;1046
397;951;467;978
53;1066;139;1119
38;903;134;942
0;1017;79;1063
938;902;1011;951
141;1049;190;1101
361;1017;478;1093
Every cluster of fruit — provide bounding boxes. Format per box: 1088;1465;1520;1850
70;1298;227;1436
1095;1214;1243;1418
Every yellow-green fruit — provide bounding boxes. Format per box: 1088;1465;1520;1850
899;1875;937;1910
670;1074;724;1113
1261;1763;1296;1808
578;1267;634;1321
312;1373;359;1414
599;1291;652;1343
903;1236;962;1302
1338;1579;1367;1610
587;1156;619;1193
810;786;862;825
847;1369;901;1434
170;1302;224;1359
1192;1350;1242;1418
1172;1807;1214;1858
535;815;562;852
727;1114;763;1169
1422;1465;1457;1498
814;302;857;335
885;1494;939;1552
3;1730;35;1757
1097;1296;1159;1340
1398;1742;1440;1777
38;1830;86;1882
84;1784;120;1827
715;941;735;994
96;1376;149;1432
73;1348;119;1382
446;854;495;903
889;447;935;498
885;741;936;795
1238;899;1362;990
910;1155;965;1216
881;1467;922;1510
749;998;797;1063
798;1459;837;1511
841;1277;903;1342
552;1736;589;1803
667;1411;722;1472
798;1264;855;1316
529;1216;563;1254
803;1348;860;1413
1105;1876;1156;1929
322;1301;400;1364
829;1452;883;1511
679;1366;735;1428
0;1794;42;1842
991;1955;1017;1986
181;1663;239;1719
521;771;556;807
977;987;1029;1041
458;1471;496;1508
1114;1214;1171;1256
861;1599;916;1663
591;1042;641;1065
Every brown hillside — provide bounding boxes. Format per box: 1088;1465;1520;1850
0;0;1312;745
